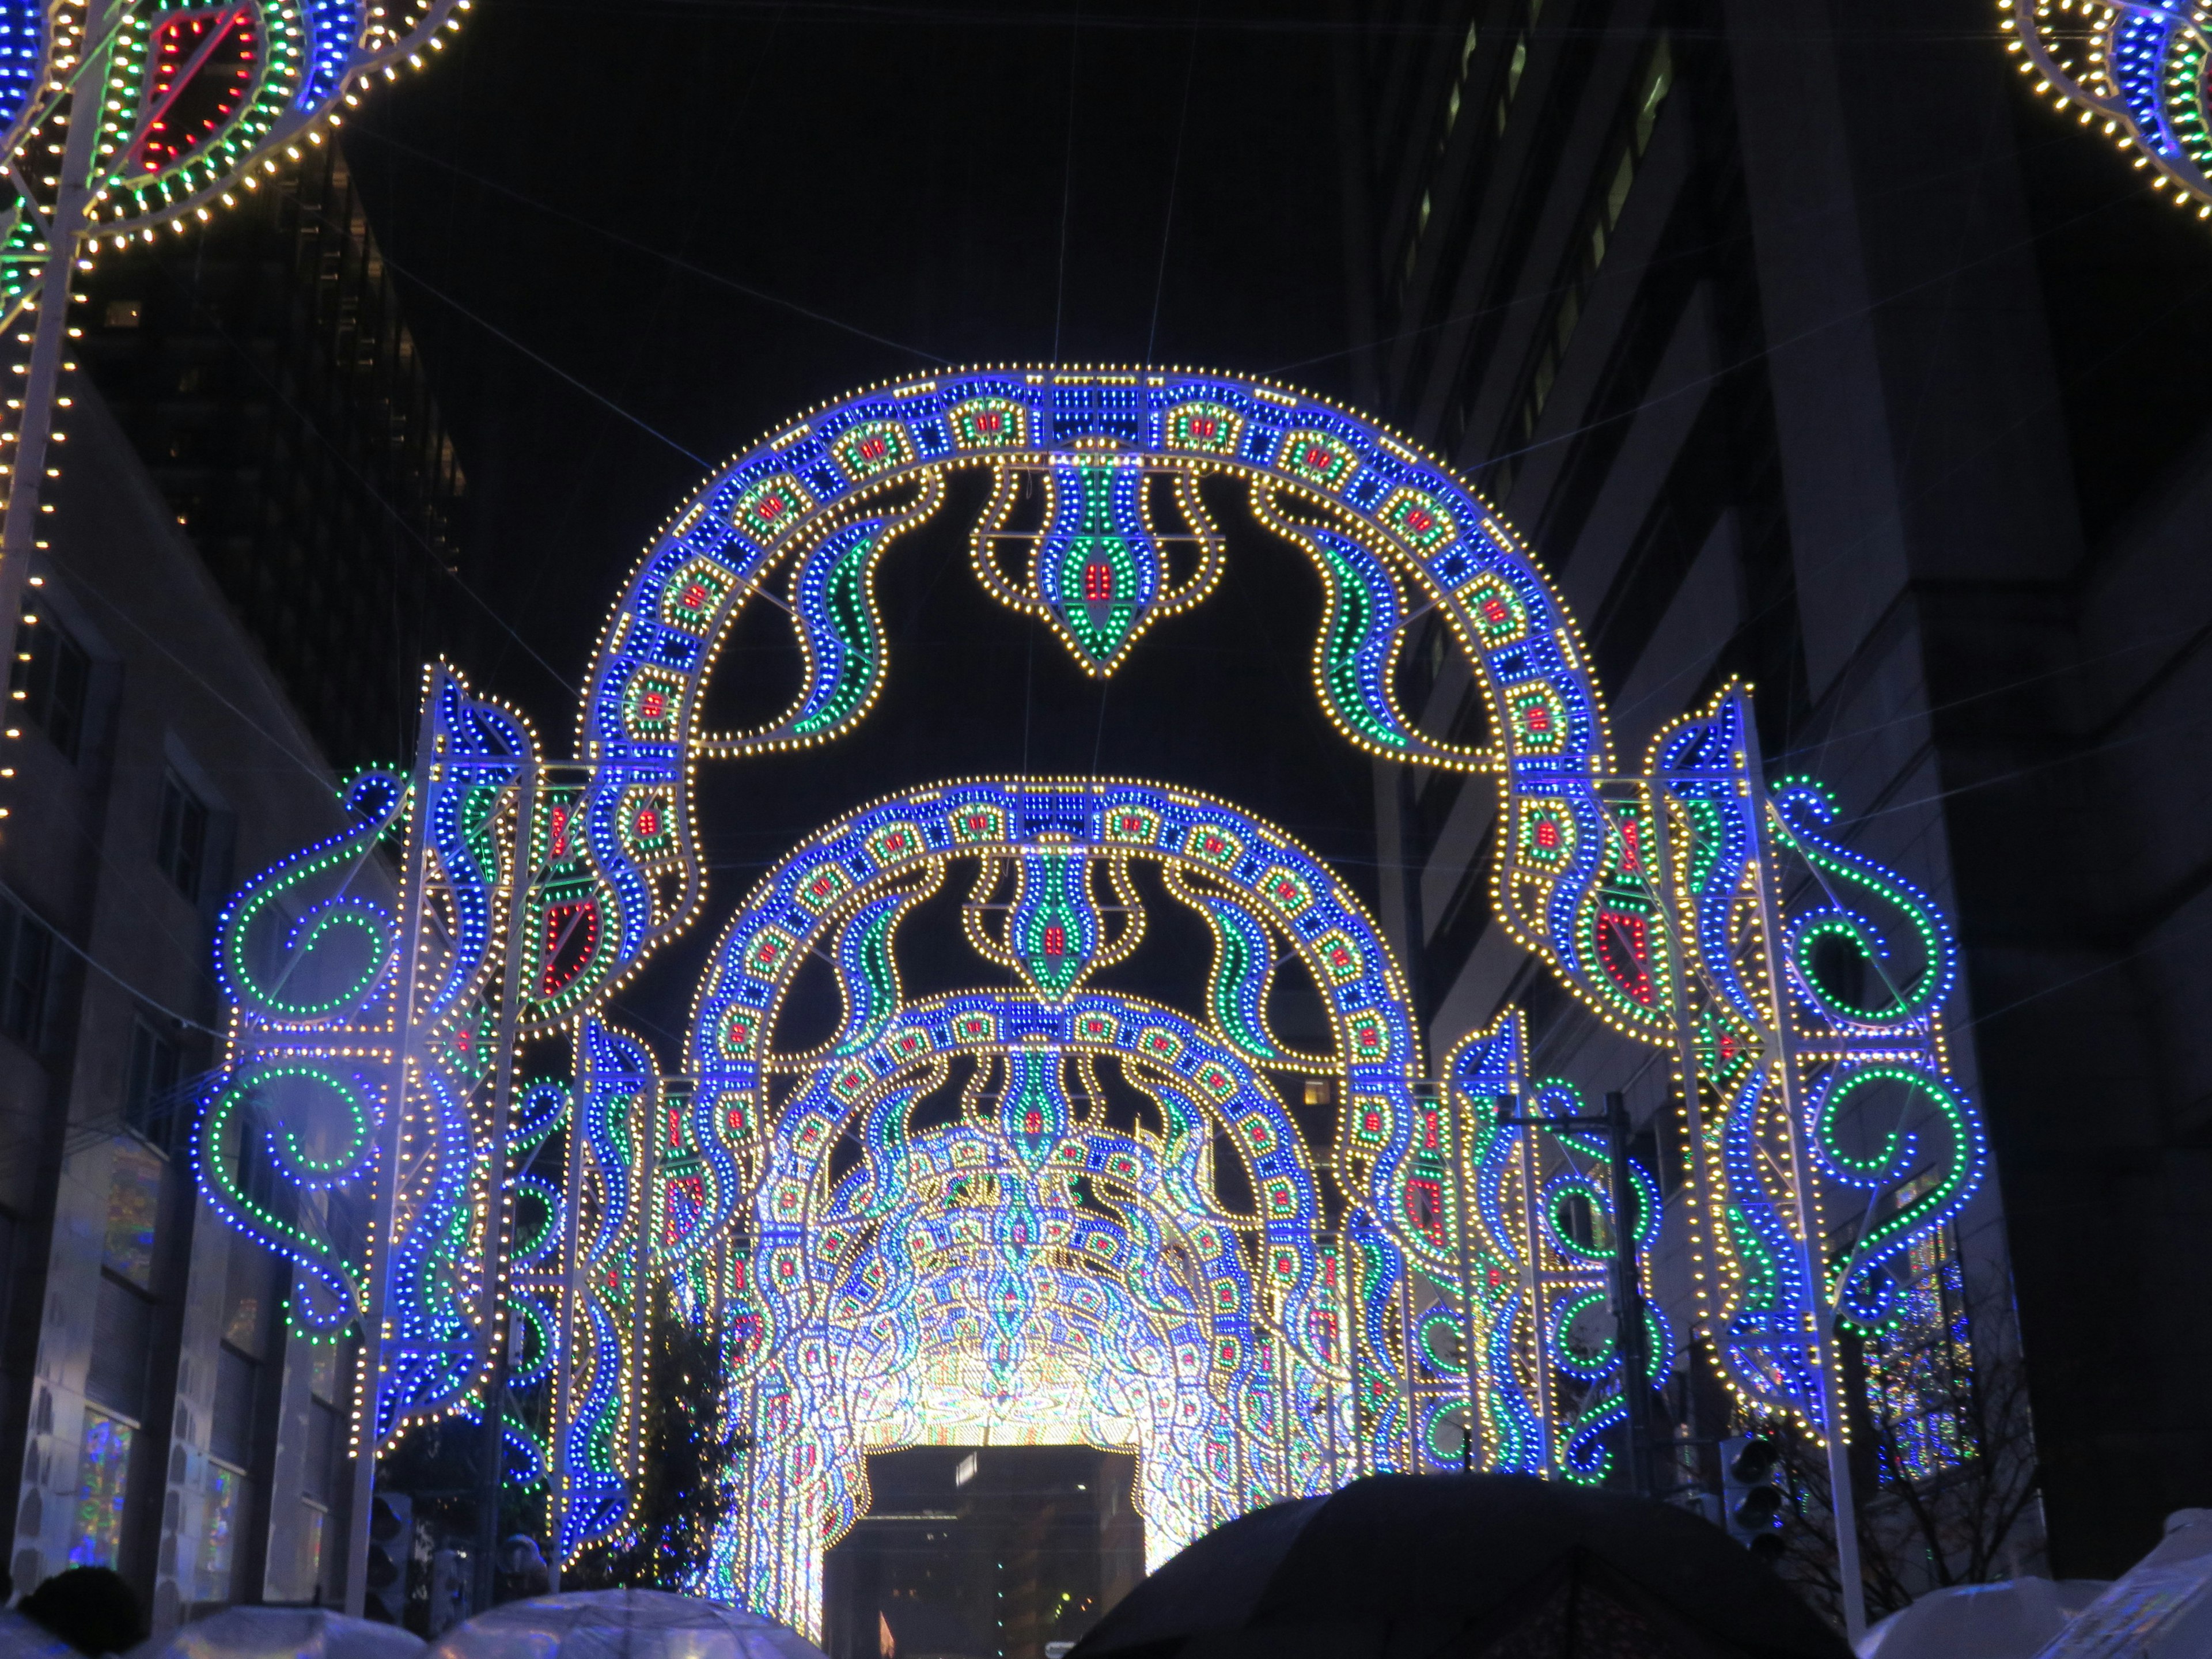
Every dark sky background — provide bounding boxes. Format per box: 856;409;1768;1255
340;1;1378;1055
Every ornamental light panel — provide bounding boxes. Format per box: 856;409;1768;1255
199;368;1982;1638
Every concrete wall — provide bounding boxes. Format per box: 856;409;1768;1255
0;383;366;1624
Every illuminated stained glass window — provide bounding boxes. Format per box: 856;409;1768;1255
1861;1188;1974;1484
193;1464;241;1604
68;1412;132;1567
104;1138;163;1288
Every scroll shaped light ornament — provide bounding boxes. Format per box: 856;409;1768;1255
2007;0;2212;218
200;666;539;1459
1432;1010;1672;1487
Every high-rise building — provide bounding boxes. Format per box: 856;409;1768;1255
77;145;468;773
1338;0;2212;1578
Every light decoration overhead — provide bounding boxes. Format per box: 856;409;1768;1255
675;778;1420;1627
0;0;469;651
0;0;466;320
197;370;1985;1642
2005;0;2212;218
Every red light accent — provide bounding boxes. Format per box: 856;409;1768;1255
539;900;600;999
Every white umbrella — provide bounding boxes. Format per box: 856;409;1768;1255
1855;1578;2108;1658
0;1611;75;1659
126;1608;421;1659
2033;1509;2212;1658
426;1590;824;1659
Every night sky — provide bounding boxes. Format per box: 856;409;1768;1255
342;1;1373;1053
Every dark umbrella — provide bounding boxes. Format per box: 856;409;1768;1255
1067;1474;1850;1659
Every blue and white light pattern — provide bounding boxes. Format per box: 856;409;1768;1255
194;369;1990;1638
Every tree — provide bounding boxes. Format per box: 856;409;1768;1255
1755;1263;2044;1626
572;1285;738;1589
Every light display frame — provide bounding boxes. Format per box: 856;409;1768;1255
194;369;1986;1642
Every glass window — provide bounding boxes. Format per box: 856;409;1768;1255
157;771;209;903
0;899;54;1052
211;1345;257;1469
68;1412;132;1568
194;1464;241;1604
222;1232;271;1357
124;1018;183;1146
302;1508;326;1599
304;1397;339;1507
88;1275;153;1421
10;596;89;762
1631;37;1674;158
308;1338;343;1405
104;1138;164;1287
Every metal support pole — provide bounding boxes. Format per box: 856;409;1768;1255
1604;1092;1656;1501
1506;1097;1557;1480
472;761;537;1611
344;683;443;1616
1448;1084;1481;1474
547;1037;590;1590
628;1088;661;1491
1735;696;1867;1645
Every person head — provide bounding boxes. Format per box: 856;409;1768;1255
18;1567;146;1658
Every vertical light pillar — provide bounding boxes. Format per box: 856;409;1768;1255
344;681;443;1616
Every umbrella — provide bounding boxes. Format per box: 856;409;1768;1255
426;1590;824;1659
1067;1474;1851;1659
1854;1579;2107;1658
127;1608;421;1659
0;1612;76;1659
2032;1508;2212;1657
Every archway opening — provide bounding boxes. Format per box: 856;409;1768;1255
821;1447;1143;1659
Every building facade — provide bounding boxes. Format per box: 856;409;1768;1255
1339;0;2212;1578
78;145;469;775
0;382;372;1624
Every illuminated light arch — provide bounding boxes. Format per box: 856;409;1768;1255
681;778;1419;1275
547;368;1653;1050
716;987;1351;1630
650;775;1423;1628
196;369;1990;1630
